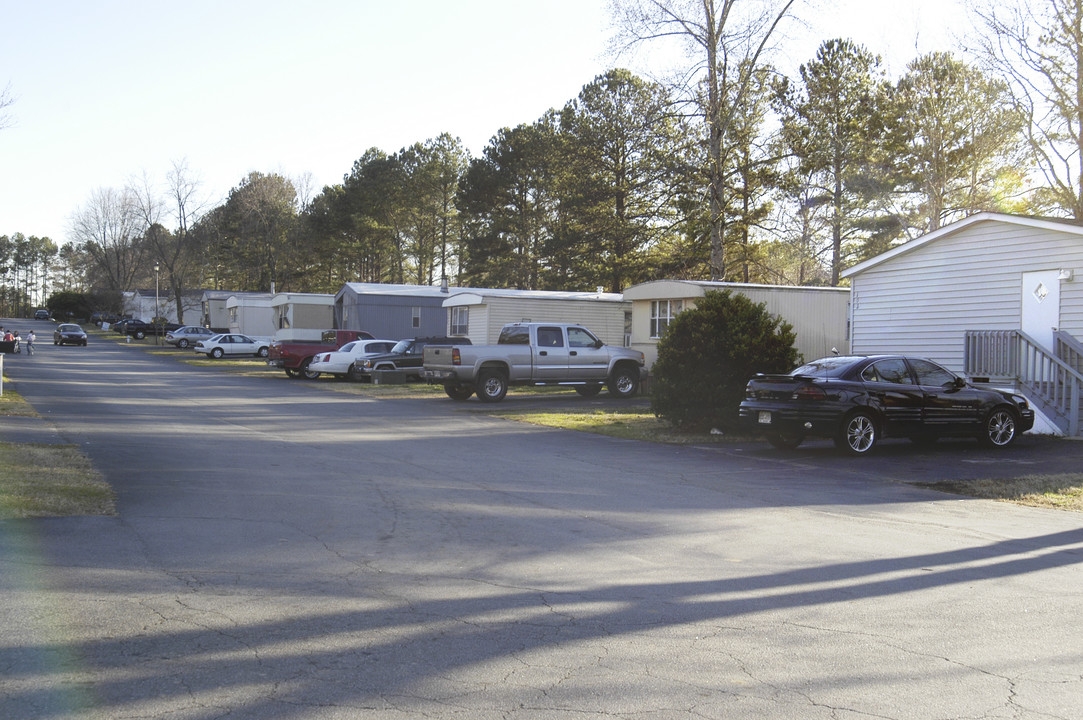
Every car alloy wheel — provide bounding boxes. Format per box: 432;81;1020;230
980;407;1018;448
837;410;877;455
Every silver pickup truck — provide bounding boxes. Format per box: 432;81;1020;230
421;322;647;402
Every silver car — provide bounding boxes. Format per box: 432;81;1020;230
165;326;216;349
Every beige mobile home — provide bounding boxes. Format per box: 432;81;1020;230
440;289;630;346
623;280;850;368
270;292;335;342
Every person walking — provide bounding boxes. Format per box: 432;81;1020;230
25;330;35;356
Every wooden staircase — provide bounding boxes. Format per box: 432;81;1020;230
964;329;1083;436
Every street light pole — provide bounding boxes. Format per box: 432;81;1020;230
154;262;160;345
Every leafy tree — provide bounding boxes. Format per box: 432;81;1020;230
218;172;298;291
556;69;683;292
777;39;891;284
458;115;563;289
650;289;798;431
45;290;93;321
892;52;1026;232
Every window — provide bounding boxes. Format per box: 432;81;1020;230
537;327;564;347
650;300;682;338
499;326;529;344
411;306;421;329
909;359;957;387
862;358;913;384
451;307;469;336
568;327;598;348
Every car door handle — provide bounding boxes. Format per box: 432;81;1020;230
539;351;548;356
570;351;578;356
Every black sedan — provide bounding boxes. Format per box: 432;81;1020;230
54;323;88;346
738;355;1035;455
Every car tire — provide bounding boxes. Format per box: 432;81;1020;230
444;382;474;401
211;347;224;359
345;365;363;382
574;384;603;397
835;410;878;456
978;406;1019;448
607;364;640;398
476;369;508;403
285;368;301;379
257;346;269;358
178;339;189;348
301;359;321;380
81;340;87;346
134;331;145;340
766;430;805;450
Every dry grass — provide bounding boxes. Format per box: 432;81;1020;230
0;382;39;417
0;442;116;518
920;475;1083;512
496;408;739;444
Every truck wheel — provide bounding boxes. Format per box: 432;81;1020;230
285;367;300;379
444;382;474;401
607;365;640;398
476;369;508;403
574;384;603;397
301;359;321;380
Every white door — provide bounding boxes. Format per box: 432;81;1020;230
1021;270;1061;351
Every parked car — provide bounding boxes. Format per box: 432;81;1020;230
121;319;182;340
165;325;217;349
308;339;397;380
738;354;1035;455
354;336;472;382
54;323;88;346
194;333;270;359
34;309;50;320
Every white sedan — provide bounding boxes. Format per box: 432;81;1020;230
193;333;270;359
308;339;396;380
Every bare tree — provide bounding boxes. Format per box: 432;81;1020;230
970;0;1083;217
69;187;147;295
609;0;799;279
0;83;14;130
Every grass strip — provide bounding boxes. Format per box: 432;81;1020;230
918;475;1083;512
0;442;116;518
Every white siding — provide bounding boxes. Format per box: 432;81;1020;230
850;220;1083;370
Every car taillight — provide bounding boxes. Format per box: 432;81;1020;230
451;348;461;366
793;385;827;401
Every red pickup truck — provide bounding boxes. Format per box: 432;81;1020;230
267;329;374;379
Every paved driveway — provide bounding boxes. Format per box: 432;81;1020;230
1;333;1081;719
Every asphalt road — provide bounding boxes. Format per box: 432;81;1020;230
1;322;1082;720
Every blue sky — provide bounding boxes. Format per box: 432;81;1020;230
0;0;966;245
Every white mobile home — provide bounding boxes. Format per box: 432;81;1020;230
226;293;275;336
440;289;630;346
622;280;850;368
842;212;1083;435
270;292;335;342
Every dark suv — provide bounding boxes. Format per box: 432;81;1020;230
353;336;471;380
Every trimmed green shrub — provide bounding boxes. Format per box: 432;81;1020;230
650;290;799;431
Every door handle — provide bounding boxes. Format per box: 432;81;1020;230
570;351;578;356
539;351;547;356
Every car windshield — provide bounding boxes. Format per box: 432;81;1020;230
790;356;859;378
58;324;80;332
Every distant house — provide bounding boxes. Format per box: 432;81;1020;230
841;212;1083;435
334;283;470;340
202;290;270;331
622;280;851;368
226;293;275;336
270;292;335;341
122;289;202;325
439;288;630;346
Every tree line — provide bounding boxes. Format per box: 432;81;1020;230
10;0;1081;323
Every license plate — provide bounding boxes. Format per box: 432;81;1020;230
758;411;772;425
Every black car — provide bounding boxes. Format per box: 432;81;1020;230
121;319;182;339
738;355;1035;455
354;336;472;380
54;323;88;346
